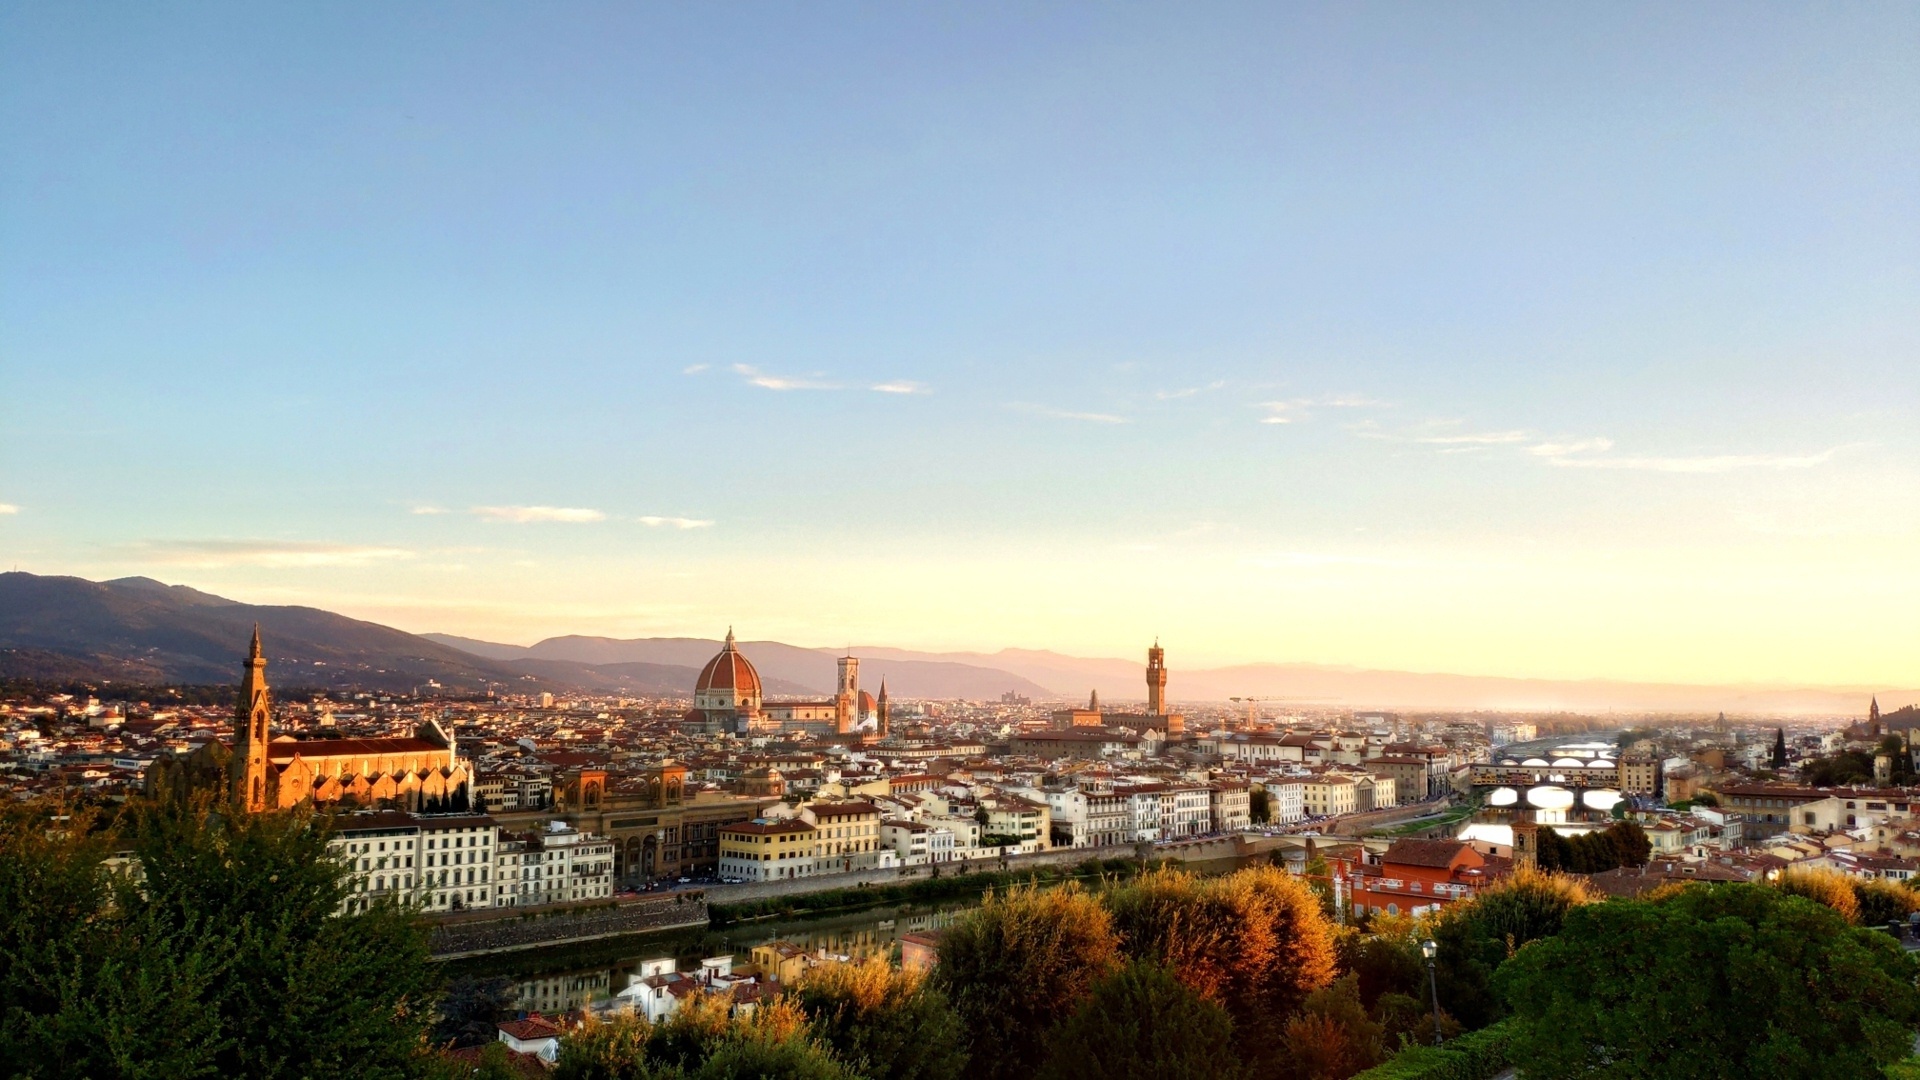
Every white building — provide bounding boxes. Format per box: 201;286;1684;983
1262;780;1306;825
518;820;615;905
419;814;501;912
497;1016;563;1062
879;819;955;864
329;811;421;915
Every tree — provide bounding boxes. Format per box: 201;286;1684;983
930;883;1120;1080
1278;975;1384;1080
1771;728;1789;770
1105;865;1337;1068
434;977;519;1049
1039;961;1244;1080
553;1013;656;1080
1250;789;1272;825
1801;751;1876;787
0;797;439;1080
1533;821;1650;874
1775;869;1861;924
793;958;965;1080
1429;868;1594;1029
556;997;855;1080
1497;884;1920;1079
1855;877;1920;928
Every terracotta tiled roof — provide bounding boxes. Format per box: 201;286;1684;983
498;1015;564;1041
1383;839;1473;869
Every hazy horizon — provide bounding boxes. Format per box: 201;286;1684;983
4;5;1917;687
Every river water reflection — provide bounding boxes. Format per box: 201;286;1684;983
493;901;979;1016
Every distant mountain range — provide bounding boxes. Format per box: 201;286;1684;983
0;572;1906;715
419;633;1057;701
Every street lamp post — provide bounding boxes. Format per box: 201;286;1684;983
1421;938;1442;1046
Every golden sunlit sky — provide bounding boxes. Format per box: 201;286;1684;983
3;5;1916;687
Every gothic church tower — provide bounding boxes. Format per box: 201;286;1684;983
233;626;273;812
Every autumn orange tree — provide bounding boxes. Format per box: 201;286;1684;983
1103;865;1338;1068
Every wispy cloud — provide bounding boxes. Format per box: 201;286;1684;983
1259;395;1389;424
409;505;450;516
682;363;709;375
0;503;17;515
870;381;930;395
135;540;415;569
1157;380;1226;401
1413;430;1531;446
1543;446;1853;473
637;516;715;529
471;506;607;524
732;364;839;391
1006;402;1130;424
1528;438;1615;458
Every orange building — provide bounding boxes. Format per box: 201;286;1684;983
1339;839;1510;918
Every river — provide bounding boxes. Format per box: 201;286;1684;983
457;899;980;1015
456;853;1252;1013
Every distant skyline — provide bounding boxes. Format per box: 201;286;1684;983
3;5;1917;687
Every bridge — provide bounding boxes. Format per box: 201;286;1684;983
1469;764;1621;790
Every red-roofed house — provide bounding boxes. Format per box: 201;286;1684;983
1341;839;1509;917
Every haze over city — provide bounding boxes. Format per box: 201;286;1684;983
4;5;1917;691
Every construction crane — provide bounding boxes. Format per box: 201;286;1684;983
1229;696;1278;728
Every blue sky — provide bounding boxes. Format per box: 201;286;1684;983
3;4;1916;685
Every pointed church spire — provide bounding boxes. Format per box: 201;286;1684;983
249;623;263;661
1089;688;1100;711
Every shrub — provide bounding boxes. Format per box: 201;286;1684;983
794;958;965;1080
1280;974;1385;1080
1348;1021;1513;1080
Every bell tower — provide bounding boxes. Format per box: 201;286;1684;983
232;626;272;813
1871;696;1883;738
1512;818;1538;871
876;679;890;739
1146;640;1167;717
835;654;860;735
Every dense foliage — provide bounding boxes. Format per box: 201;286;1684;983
1530;820;1652;873
1497;883;1920;1079
1106;865;1338;1065
1349;1021;1514;1080
928;882;1121;1080
1038;961;1243;1080
555;996;855;1080
791;959;965;1080
1427;868;1596;1029
0;798;438;1080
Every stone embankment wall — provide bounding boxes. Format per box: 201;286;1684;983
430;894;709;958
1327;800;1459;837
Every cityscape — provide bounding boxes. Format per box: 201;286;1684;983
3;5;1918;1080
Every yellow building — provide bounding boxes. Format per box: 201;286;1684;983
801;801;883;872
719;818;819;882
1302;775;1358;818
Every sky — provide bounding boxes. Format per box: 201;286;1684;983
2;3;1917;687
